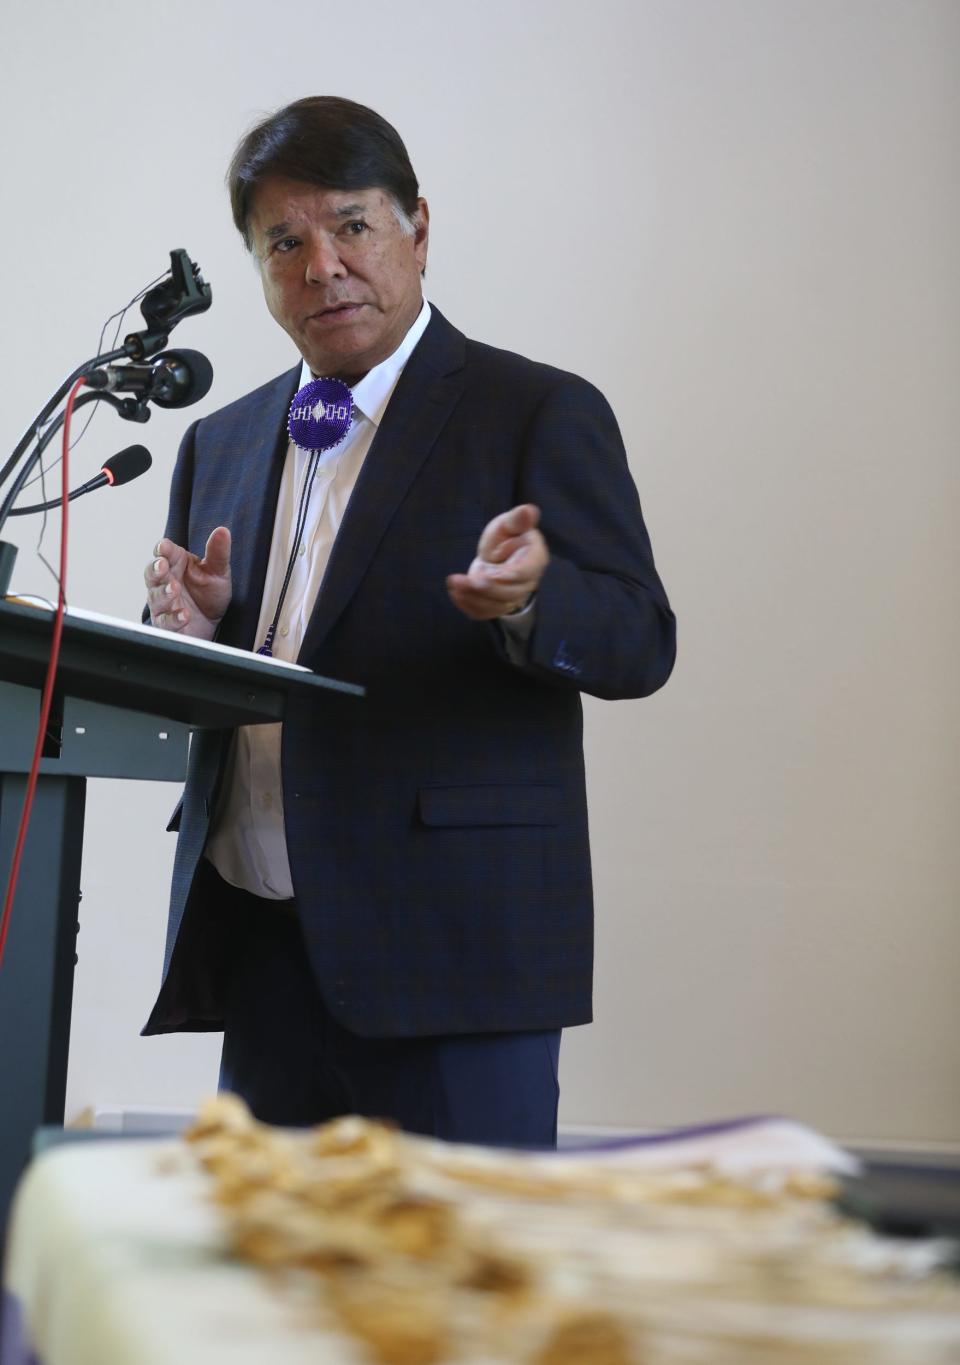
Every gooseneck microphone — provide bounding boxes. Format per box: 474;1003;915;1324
79;444;153;491
84;349;213;409
7;445;152;517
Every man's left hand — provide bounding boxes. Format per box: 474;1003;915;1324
447;503;548;621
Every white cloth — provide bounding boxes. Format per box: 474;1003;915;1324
3;1122;893;1365
205;302;432;899
3;1139;353;1365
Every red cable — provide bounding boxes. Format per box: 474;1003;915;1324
0;376;85;969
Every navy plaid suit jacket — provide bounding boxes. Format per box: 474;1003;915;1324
142;307;675;1039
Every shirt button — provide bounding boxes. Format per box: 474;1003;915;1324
261;793;273;810
280;626;289;637
298;544;307;557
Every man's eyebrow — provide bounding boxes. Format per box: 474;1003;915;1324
262;203;370;239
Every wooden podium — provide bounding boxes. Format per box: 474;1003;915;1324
0;599;362;1228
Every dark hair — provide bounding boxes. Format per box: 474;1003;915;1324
227;96;420;248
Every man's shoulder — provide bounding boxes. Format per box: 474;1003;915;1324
194;365;300;436
436;314;605;411
464;335;580;388
454;336;613;432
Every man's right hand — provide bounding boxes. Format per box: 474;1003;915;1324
145;526;232;640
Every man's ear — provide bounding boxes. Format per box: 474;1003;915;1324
413;197;430;275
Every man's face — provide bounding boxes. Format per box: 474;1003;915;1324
247;176;429;383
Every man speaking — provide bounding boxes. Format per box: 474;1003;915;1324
142;96;675;1146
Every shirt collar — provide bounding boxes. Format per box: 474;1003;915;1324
297;299;432;428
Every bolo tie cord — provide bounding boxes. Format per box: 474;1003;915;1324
257;447;321;657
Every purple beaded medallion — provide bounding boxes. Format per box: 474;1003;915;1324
287;377;353;452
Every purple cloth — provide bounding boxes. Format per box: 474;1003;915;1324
0;1289;40;1365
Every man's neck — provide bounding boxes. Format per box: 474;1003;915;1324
316;366;369;385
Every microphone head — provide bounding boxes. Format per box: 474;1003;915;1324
101;445;152;487
150;349;214;409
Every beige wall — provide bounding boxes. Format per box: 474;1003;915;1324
1;0;957;1144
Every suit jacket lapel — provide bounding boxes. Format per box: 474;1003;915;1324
298;308;467;658
220;365;300;651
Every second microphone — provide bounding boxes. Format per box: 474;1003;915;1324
85;350;213;410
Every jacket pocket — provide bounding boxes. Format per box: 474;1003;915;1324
418;784;560;828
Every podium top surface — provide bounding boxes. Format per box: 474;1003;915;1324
0;599;363;728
